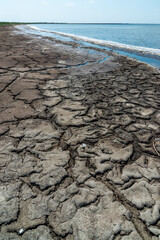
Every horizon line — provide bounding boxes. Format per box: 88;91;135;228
0;21;160;25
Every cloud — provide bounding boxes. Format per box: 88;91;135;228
89;0;95;4
66;2;75;7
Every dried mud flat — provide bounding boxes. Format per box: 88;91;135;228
0;25;160;240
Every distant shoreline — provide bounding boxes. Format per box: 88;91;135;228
0;22;160;25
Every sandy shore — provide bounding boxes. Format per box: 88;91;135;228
0;25;160;240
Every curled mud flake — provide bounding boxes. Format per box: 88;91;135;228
152;135;160;157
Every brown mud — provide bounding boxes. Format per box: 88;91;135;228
0;25;160;240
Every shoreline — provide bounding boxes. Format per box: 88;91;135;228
19;24;160;69
0;25;160;239
27;24;160;56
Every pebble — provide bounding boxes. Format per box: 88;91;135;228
82;143;87;148
19;228;24;235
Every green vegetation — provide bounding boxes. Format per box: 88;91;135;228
0;22;67;26
0;22;23;26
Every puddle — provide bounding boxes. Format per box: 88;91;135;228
98;56;110;63
66;55;110;69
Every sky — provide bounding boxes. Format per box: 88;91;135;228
0;0;160;24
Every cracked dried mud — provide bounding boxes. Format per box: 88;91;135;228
0;25;160;240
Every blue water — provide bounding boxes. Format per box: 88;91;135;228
26;24;160;68
31;24;160;49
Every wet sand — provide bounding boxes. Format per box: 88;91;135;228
0;25;160;240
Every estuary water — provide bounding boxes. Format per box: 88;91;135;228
26;23;160;68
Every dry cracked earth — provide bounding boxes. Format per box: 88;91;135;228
0;25;160;240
